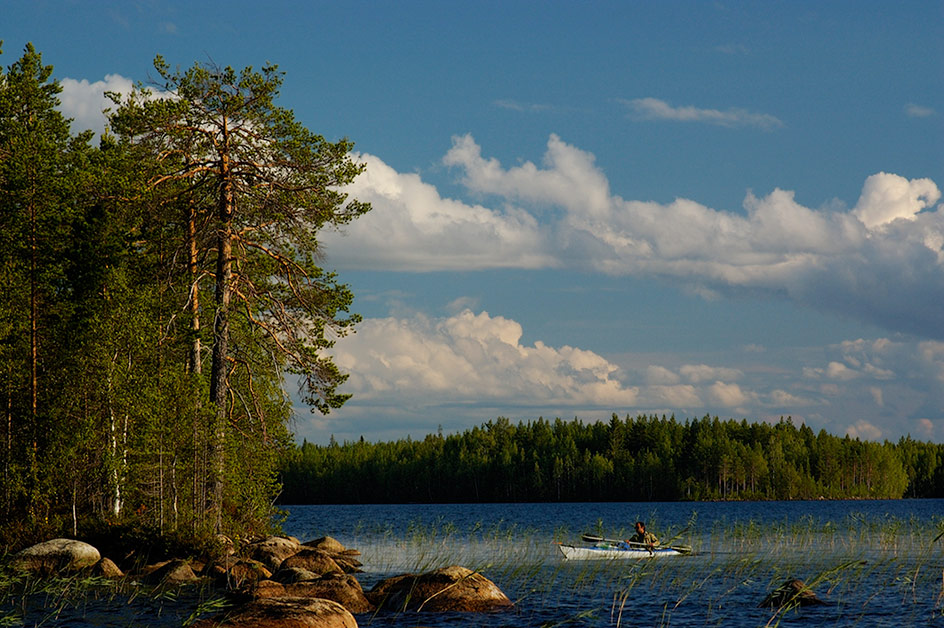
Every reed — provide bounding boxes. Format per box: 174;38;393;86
344;510;944;626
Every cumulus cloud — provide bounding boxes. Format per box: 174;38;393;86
315;310;944;444
620;97;783;130
325;134;943;340
59;73;136;136
326;152;553;271
852;172;941;229
846;419;883;440
284;297;944;443
331;309;640;407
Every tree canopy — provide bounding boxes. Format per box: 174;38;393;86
280;414;939;504
0;45;369;546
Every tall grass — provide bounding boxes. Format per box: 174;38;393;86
343;510;944;626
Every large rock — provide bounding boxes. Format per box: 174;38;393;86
272;566;320;584
249;536;303;572
367;565;512;612
13;539;101;575
253;573;373;613
209;557;273;589
91;557;124;579
280;549;343;576
191;597;357;628
141;559;199;586
301;537;361;573
759;578;826;608
304;536;347;554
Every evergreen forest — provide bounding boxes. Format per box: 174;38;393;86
0;44;369;547
279;414;944;503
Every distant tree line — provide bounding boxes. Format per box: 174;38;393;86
279;414;944;503
0;44;368;546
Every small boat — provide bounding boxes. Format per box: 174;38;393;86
558;542;684;560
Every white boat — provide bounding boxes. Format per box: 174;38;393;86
558;542;685;560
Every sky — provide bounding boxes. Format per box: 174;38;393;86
5;0;943;445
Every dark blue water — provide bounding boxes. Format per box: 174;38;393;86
5;500;943;626
282;500;944;627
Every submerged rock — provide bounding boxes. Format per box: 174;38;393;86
12;538;101;575
191;597;357;628
368;565;513;612
759;578;826;608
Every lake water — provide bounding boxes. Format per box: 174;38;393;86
4;500;943;626
280;499;944;627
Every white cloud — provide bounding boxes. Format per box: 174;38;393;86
293;308;944;444
852;172;941;229
904;103;936;118
59;73;136;136
916;418;935;439
707;381;749;407
327;134;944;340
621;97;783;130
845;419;883;441
332;309;640;407
325;152;553;271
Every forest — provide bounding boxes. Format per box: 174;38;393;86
279;414;944;503
0;44;369;547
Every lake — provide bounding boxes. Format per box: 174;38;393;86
281;499;944;627
4;500;942;626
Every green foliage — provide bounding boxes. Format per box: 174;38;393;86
0;45;368;547
280;414;933;503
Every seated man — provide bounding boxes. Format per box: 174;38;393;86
628;520;659;548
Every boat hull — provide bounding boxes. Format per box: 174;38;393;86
558;543;682;560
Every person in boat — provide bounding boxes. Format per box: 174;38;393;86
627;521;659;549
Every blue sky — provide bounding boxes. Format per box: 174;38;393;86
6;1;943;445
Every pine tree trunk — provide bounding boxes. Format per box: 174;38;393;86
208;152;234;533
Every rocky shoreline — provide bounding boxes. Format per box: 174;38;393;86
7;535;513;627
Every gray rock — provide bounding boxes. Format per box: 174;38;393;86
13;538;101;575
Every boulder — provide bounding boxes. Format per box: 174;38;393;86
304;536;347;554
208;557;272;588
272;566;320;584
280;548;343;576
252;573;373;614
368;565;513;612
13;538;101;575
191;597;357;628
300;537;361;573
141;559;199;586
91;557;124;579
248;536;303;572
331;556;363;574
759;578;826;608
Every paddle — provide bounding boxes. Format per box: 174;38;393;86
580;533;693;555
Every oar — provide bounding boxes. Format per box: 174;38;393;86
580;533;693;555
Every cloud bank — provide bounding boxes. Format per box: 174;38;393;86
312;308;944;444
328;134;943;340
